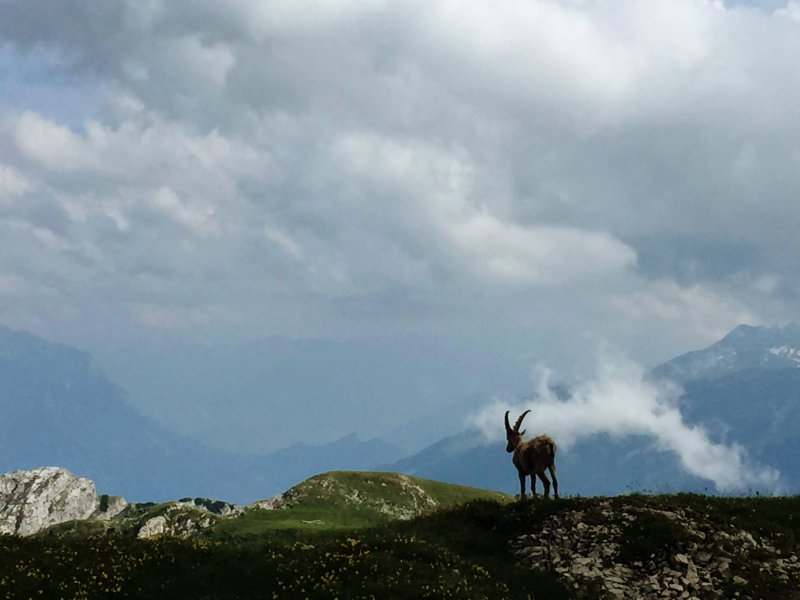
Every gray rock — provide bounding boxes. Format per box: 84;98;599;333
137;515;168;539
0;467;109;536
695;551;712;563
94;495;128;521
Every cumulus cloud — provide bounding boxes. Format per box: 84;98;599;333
14;111;98;172
774;1;800;21
469;354;781;491
331;131;637;286
0;0;799;363
609;279;759;342
0;164;30;200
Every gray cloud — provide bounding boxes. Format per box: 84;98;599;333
1;0;799;372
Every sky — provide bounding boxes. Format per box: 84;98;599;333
2;0;800;454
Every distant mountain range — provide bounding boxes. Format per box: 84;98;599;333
652;323;800;383
4;322;800;500
0;325;403;502
387;323;800;495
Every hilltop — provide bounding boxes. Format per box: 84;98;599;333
210;470;508;540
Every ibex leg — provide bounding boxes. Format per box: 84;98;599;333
537;470;551;499
548;464;559;499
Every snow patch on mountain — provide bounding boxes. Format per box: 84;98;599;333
767;346;800;366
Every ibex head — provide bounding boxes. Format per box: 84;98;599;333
504;409;530;453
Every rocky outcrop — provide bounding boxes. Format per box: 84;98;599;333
134;498;243;539
510;499;800;599
249;495;285;510
176;496;243;517
0;467;256;538
137;515;168;538
0;467;126;536
135;506;220;539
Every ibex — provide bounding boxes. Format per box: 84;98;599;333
505;410;558;500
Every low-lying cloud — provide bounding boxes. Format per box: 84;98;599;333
469;353;781;492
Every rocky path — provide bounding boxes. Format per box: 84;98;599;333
510;498;800;599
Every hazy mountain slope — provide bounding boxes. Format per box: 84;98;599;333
378;391;495;453
0;325;228;500
652;323;800;384
254;434;404;495
390;324;800;495
0;325;404;502
388;430;712;496
97;337;497;456
679;368;800;487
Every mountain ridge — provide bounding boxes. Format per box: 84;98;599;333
0;324;403;502
388;323;800;495
651;322;800;384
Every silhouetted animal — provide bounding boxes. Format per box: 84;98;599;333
505;410;558;500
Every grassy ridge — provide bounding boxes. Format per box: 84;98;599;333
2;475;800;599
0;499;566;599
211;471;509;540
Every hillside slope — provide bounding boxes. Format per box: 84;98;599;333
652;323;800;383
4;492;799;599
2;467;508;540
211;470;508;539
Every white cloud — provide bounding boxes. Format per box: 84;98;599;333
0;164;30;200
0;0;799;359
164;36;235;89
14;111;97;172
3;0;800;456
446;213;636;285
470;354;781;491
332;131;636;287
609;280;758;342
750;274;780;294
264;223;304;260
151;186;220;237
774;1;800;21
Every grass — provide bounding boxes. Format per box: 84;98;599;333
210;505;380;541
1;498;568;599
2;483;800;599
210;471;509;541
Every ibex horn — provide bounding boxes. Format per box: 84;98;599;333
514;410;531;432
504;411;512;434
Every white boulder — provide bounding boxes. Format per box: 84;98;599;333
0;466;115;535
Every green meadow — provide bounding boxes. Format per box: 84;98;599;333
2;472;800;599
